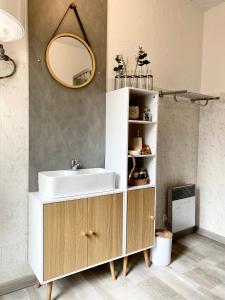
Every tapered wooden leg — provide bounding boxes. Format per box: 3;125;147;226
47;282;53;300
109;261;116;280
143;250;150;267
35;280;41;288
123;256;128;276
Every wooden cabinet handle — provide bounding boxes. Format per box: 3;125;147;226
89;230;96;236
81;232;88;237
150;216;155;220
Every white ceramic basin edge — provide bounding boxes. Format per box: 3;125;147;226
38;168;116;199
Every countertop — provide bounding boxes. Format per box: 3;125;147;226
29;189;124;204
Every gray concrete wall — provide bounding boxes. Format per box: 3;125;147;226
29;0;107;191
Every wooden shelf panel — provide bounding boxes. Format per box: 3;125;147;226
128;154;155;158
129;87;158;97
128;120;157;125
127;184;155;191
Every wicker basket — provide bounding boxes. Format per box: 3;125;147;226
128;155;150;187
129;178;149;186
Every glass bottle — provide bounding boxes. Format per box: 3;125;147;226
121;73;131;88
114;74;121;90
137;70;145;89
126;72;132;87
130;71;138;88
145;69;153;90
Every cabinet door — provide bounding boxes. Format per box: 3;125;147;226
87;193;123;266
126;188;155;254
44;199;88;281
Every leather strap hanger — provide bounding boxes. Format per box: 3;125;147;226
49;2;90;46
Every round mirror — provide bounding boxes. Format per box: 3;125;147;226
46;33;96;88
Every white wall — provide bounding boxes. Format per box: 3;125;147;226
201;3;225;94
0;0;33;284
107;0;204;227
107;0;203;91
198;3;225;238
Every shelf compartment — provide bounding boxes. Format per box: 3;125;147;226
128;124;157;155
129;89;158;123
128;156;156;187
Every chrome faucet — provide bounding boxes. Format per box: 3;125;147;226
71;158;81;170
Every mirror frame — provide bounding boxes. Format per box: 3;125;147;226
46;33;96;89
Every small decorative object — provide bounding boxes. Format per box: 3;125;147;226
141;144;152;155
140;106;152;121
128;149;141;156
131;168;148;180
129;105;139;120
131;129;142;151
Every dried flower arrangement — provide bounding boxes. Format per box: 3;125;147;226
113;47;153;90
113;47;150;75
134;46;150;75
113;55;128;74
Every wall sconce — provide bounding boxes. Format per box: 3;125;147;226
0;0;25;79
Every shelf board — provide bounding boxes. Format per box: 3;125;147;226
128;120;157;125
127;184;155;191
128;154;155;158
128;87;158;96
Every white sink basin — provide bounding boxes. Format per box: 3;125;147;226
38;168;116;198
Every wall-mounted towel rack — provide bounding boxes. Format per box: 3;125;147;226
159;90;220;106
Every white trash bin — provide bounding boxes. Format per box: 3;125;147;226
151;230;173;267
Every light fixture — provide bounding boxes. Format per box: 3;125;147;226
0;0;25;79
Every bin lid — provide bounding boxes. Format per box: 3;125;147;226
156;229;173;238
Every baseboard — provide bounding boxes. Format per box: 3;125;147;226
173;227;196;240
0;275;36;296
197;227;225;245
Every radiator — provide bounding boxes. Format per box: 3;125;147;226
168;184;196;233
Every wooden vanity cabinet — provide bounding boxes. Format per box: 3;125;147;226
126;188;155;254
43;193;123;281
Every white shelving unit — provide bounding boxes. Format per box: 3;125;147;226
105;87;158;190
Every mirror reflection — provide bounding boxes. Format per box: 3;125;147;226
46;34;95;88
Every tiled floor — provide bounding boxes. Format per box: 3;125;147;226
1;234;225;299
